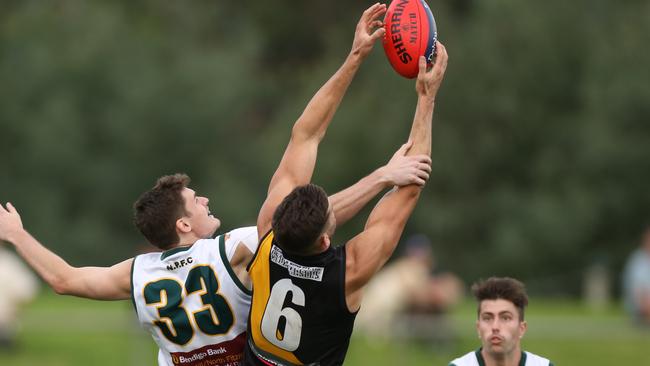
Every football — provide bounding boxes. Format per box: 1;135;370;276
383;0;438;79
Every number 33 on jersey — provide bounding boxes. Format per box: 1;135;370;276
132;227;256;366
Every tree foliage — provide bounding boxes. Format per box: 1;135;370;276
1;0;648;295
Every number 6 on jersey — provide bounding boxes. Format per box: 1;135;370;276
260;279;305;351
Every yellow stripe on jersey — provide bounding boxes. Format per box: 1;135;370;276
248;232;303;365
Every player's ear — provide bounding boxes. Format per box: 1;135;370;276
318;233;330;251
519;320;527;338
176;218;191;234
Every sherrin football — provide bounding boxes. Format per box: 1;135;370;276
383;0;438;79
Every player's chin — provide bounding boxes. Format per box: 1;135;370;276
485;344;505;355
210;218;221;234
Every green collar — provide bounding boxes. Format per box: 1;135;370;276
160;245;192;260
475;348;527;366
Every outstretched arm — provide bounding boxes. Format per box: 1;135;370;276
345;43;449;311
0;203;132;300
330;141;432;226
256;3;387;238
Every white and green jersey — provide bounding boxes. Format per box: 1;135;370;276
449;349;554;366
131;226;258;366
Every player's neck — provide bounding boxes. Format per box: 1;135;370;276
176;233;200;247
279;237;329;256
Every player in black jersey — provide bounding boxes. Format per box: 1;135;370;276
243;3;449;365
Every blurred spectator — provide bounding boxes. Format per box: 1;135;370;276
622;227;650;326
583;259;611;311
355;234;464;343
0;246;39;350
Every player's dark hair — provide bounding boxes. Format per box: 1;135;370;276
133;173;190;250
272;184;329;255
472;277;529;321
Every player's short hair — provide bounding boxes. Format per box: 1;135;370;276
133;173;190;250
472;277;529;321
272;184;329;255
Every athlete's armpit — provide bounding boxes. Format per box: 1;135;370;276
229;244;254;290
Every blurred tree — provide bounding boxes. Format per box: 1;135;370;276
0;0;648;296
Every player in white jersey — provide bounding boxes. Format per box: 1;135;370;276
449;349;552;366
448;277;554;366
132;226;257;366
0;148;431;365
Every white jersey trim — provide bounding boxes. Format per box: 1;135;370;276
448;349;553;366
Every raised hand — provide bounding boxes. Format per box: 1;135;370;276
350;2;387;59
380;141;432;187
416;41;449;102
0;202;24;243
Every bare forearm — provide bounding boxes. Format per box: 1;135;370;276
330;168;389;225
9;230;130;299
407;96;435;156
9;230;77;294
293;53;363;141
377;98;433;225
257;56;364;235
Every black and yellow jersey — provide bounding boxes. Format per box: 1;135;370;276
243;231;357;366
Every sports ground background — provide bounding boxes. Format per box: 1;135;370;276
1;292;649;365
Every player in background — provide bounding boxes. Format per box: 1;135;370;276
243;3;449;364
448;277;554;366
0;149;429;365
622;226;650;326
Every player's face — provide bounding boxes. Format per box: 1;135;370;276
476;299;527;359
181;187;221;238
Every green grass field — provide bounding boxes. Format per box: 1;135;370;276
1;291;649;365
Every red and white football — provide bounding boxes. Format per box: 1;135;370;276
383;0;438;79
